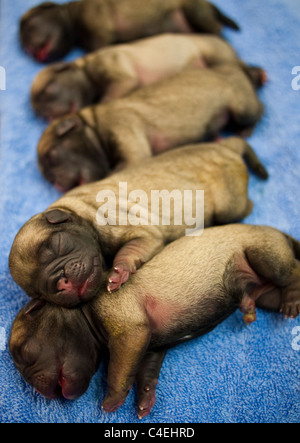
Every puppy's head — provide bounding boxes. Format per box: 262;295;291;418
9;209;104;307
37;115;110;192
20;2;74;62
9;299;102;399
31;63;94;121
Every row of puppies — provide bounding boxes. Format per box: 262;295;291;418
32;34;266;192
9;0;299;418
9;140;300;417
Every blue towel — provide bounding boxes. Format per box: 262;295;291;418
0;0;299;423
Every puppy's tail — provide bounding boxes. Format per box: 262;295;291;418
242;141;269;179
225;137;269;179
211;4;240;31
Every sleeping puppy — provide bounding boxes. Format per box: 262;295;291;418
31;33;247;120
37;65;265;191
20;0;239;62
9;224;300;418
9;297;166;418
9;137;268;305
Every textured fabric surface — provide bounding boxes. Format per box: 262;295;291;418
0;0;299;423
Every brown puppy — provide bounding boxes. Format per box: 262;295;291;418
31;33;244;120
86;223;300;414
20;0;239;62
9;137;268;305
37;65;265;192
9;224;300;418
9;298;166;418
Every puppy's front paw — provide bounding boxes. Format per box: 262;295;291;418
107;263;135;292
102;395;126;413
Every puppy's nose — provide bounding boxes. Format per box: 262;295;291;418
57;278;74;292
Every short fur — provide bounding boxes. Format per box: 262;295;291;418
20;0;239;62
37;65;265;191
9;137;267;306
9;224;300;417
31;33;246;120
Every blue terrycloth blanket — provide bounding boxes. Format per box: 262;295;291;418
0;0;299;423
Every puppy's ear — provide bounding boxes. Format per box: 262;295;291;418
55;116;83;137
24;299;46;315
45;209;72;224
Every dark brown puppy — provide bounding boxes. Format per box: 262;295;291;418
10;224;300;418
31;33;244;120
9;137;268;305
9;298;166;418
37;65;265;192
20;0;239;62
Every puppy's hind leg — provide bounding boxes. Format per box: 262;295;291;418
135;349;167;419
245;232;300;319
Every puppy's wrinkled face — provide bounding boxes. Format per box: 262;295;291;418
20;2;73;62
9;299;102;400
9;210;104;308
31;64;91;121
37;116;110;192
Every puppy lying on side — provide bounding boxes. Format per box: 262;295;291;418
37;65;265;191
9;224;300;418
9;137;268;306
9;297;166;418
20;0;239;62
31;34;248;120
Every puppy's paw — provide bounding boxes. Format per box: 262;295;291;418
280;301;300;319
107;263;135;293
137;379;158;419
102;396;126;413
240;295;257;325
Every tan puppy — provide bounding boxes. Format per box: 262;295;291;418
9;137;267;306
37;65;265;192
20;0;239;62
87;223;300;414
31;33;248;120
9;224;300;418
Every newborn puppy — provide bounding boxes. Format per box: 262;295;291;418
37;65;265;191
9;299;102;400
9;298;166;418
10;224;300;417
9;137;268;306
31;33;244;120
87;224;300;414
20;0;239;62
